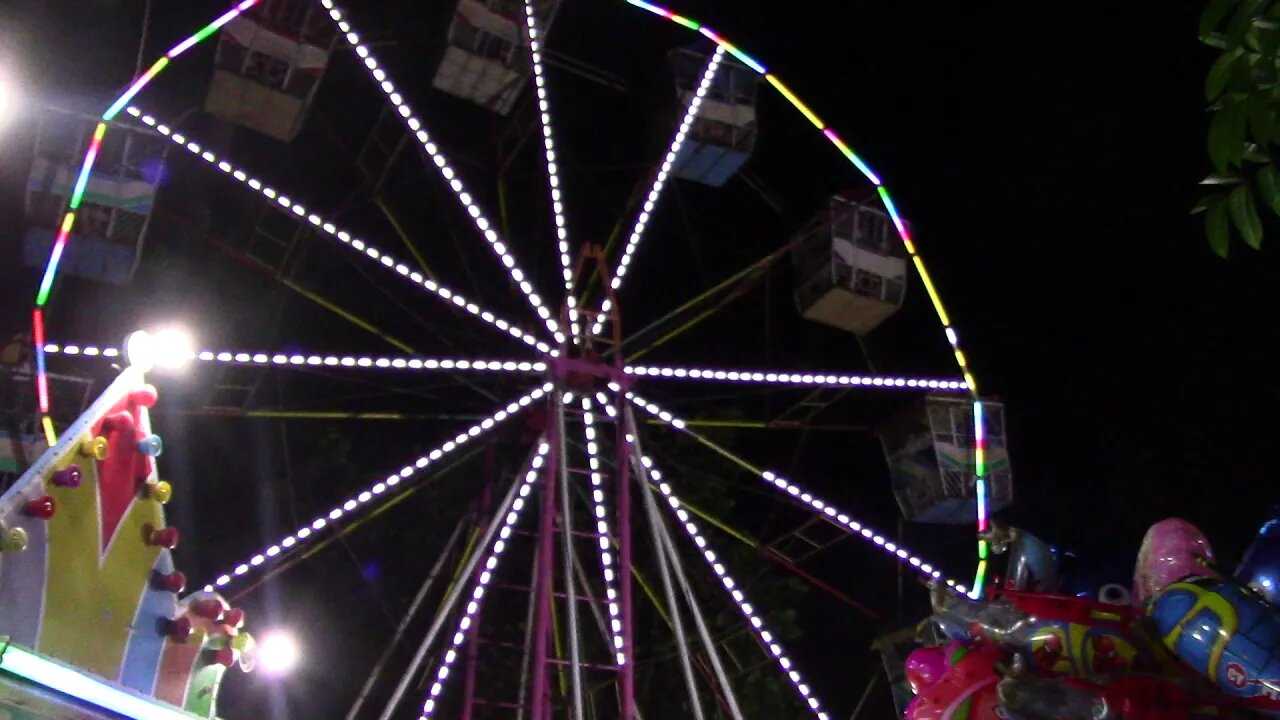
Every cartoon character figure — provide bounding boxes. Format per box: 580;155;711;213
1031;632;1063;670
1134;518;1218;605
1148;576;1280;716
904;645;949;694
1090;635;1125;675
904;643;1007;720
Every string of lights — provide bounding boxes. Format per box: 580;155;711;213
592;47;724;338
42;344;548;374
203;384;553;592
125;106;554;357
624;364;968;391
636;452;830;720
627;392;965;593
29;0;266;446
317;0;563;344
520;0;580;342
580;397;627;665
419;442;551;720
618;0;989;595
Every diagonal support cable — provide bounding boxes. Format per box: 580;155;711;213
625;391;967;594
591;47;725;337
521;0;580;341
318;0;563;343
127;106;554;356
625;441;828;720
203;383;553;592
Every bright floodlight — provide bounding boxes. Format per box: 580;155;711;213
0;76;13;128
123;328;194;372
152;328;194;370
257;631;300;677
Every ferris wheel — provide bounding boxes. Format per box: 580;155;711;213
17;1;1014;718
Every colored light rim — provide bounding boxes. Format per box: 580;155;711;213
620;0;989;596
0;642;196;720
29;0;993;598
31;0;264;449
40;416;57;448
34;0;263;308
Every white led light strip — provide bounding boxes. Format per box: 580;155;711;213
638;453;830;720
124;106;552;357
197;352;547;373
627;392;965;593
204;383;553;592
521;0;580;342
420;441;550;720
625;365;968;391
580;397;626;665
317;0;563;344
591;47;725;337
43;345;549;374
39;344;120;358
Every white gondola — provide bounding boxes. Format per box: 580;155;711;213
205;0;335;142
669;46;760;187
881;396;1014;524
432;0;560;115
22;107;167;286
792;195;907;336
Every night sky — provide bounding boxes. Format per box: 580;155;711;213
2;2;1278;719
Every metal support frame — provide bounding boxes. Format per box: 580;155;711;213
639;445;705;720
343;517;468;720
460;447;498;720
528;418;558;720
375;442;544;720
555;395;585;720
628;418;744;720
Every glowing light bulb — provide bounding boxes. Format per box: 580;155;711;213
257;631;300;676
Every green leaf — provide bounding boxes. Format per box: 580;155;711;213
1247;92;1278;143
1201;172;1245;184
1207;46;1245;99
1228;0;1269;48
1256;163;1280;215
1193;192;1227;214
1207;198;1231;257
1244;142;1271;161
1259;25;1280;56
1203;0;1240;38
1209;98;1249;169
1229;184;1264;248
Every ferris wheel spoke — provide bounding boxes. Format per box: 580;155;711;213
625;392;968;595
41;344;550;375
577;397;627;665
520;0;579;341
624;364;969;391
589;47;726;338
201;383;553;593
317;1;564;345
629;448;828;720
125;107;553;356
415;441;551;720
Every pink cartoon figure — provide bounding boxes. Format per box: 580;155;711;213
1133;518;1219;605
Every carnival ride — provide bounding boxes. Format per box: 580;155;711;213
2;0;1029;718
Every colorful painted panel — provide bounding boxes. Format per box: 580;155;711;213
0;369;250;719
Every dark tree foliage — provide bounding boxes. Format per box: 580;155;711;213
1197;0;1280;255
